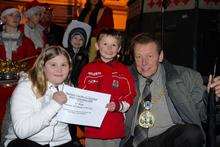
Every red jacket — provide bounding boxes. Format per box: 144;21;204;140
78;59;136;139
0;33;38;67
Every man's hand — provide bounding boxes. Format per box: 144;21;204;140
208;75;220;98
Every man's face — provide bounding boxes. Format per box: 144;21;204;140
134;42;163;78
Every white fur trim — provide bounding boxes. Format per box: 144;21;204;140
62;20;92;48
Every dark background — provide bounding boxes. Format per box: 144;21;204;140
125;9;220;77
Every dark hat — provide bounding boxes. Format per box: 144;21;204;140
70;28;87;42
62;20;91;48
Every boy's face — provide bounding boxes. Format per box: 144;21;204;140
71;34;84;49
95;35;121;63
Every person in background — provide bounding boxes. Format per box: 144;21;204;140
22;0;46;52
0;7;37;66
62;20;91;147
40;3;65;46
62;20;91;86
3;46;78;147
120;33;220;147
78;28;136;147
0;7;37;124
78;0;114;62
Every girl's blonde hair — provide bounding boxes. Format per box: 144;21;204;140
28;46;72;98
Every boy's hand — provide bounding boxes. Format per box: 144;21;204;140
106;102;116;112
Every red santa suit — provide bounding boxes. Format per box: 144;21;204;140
78;59;136;139
21;2;47;51
19;24;46;54
0;30;37;120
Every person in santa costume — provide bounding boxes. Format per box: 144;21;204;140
0;7;38;124
22;0;47;52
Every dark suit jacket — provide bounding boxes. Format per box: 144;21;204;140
120;61;207;146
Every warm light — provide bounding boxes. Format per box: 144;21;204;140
39;0;128;30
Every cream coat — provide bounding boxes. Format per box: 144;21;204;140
4;77;71;146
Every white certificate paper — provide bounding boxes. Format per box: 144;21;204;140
57;85;110;127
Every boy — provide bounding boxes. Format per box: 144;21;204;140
62;20;91;85
62;20;91;146
78;28;136;147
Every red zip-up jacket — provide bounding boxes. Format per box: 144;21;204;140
78;59;136;139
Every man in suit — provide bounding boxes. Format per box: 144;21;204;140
120;33;220;147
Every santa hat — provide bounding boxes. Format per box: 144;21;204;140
1;7;20;21
62;20;92;48
25;0;45;18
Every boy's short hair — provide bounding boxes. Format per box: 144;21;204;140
97;28;122;46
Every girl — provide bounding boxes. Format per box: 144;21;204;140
4;46;75;147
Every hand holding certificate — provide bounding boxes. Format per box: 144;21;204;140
57;85;111;127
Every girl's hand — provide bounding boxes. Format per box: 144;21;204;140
53;91;67;105
106;102;116;112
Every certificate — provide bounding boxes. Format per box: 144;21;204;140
57;85;110;127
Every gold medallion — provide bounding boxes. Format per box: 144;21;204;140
138;110;155;128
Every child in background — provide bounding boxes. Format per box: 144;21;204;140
4;46;75;147
78;28;136;147
62;20;91;86
22;0;46;51
63;20;91;147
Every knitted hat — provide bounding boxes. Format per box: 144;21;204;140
62;20;92;48
25;0;45;18
70;28;87;44
1;8;20;21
